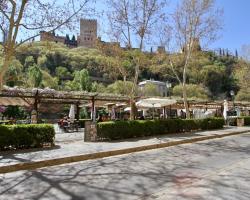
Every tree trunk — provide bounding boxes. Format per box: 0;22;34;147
182;83;190;119
182;61;190;119
0;56;11;90
130;99;137;120
182;44;192;119
130;63;140;120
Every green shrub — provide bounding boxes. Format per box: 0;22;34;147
0;124;55;151
97;118;224;141
173;84;209;100
243;117;250;125
0;126;12;150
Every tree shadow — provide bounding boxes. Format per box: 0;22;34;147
0;145;61;157
1;133;250;200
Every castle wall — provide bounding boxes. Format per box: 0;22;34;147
40;31;65;44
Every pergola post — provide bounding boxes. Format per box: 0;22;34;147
91;97;96;122
76;103;80;120
31;90;39;124
163;106;166;119
169;105;172;119
221;104;223;117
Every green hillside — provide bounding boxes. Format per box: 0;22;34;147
1;41;249;101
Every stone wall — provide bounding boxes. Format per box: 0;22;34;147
40;31;65;43
84;121;97;142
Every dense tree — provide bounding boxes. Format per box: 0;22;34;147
200;65;225;97
27;65;43;88
5;58;23;87
55;66;71;80
68;69;92;91
91;82;106;93
234;61;250;101
24;56;35;70
106;81;136;95
41;70;58;89
173;84;209;100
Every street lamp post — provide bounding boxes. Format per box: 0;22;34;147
230;90;235;113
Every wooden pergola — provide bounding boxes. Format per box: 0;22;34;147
0;87;130;121
0;87;250;121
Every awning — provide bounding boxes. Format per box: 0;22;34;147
0;97;32;107
136;98;177;108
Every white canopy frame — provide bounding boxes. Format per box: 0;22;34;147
136;98;177;119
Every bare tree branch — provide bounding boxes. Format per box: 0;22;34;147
0;0;93;89
169;59;182;84
165;0;223;118
16;0;89;47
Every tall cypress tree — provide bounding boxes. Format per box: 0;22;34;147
219;48;222;56
66;34;70;41
235;49;238;59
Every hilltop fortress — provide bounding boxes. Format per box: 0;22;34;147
77;19;97;48
40;18;202;54
40;19;98;48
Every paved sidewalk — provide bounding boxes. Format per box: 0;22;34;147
1;126;250;170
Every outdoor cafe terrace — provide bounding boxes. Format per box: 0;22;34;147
0;87;250;116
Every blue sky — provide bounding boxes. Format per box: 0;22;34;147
93;0;250;53
211;0;250;53
13;0;250;54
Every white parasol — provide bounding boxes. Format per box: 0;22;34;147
136;98;177;108
69;104;75;120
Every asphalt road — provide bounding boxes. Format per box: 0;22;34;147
1;133;250;200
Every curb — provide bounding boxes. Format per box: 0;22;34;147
0;130;249;174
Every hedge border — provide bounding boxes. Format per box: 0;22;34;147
0;124;55;151
243;116;250;125
97;118;225;141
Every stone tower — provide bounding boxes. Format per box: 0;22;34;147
78;19;97;48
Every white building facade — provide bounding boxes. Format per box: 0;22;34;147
138;80;169;97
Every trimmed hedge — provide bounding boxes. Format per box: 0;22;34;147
243;117;250;125
97;118;224;140
0;124;55;151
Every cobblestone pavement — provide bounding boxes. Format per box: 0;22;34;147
0;126;250;168
0;132;250;200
